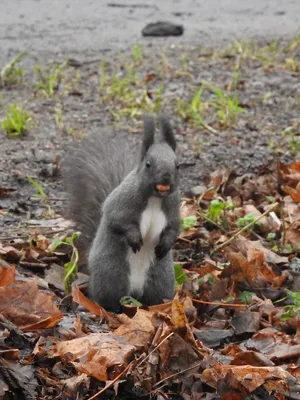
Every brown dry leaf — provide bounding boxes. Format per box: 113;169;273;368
286;220;300;251
171;299;186;330
0;280;63;330
61;374;90;398
54;333;135;381
180;199;198;219
247;248;277;282
282;184;300;202
159;332;203;378
283;194;300;225
0;263;15;286
229;350;274;367
246;327;300;362
287;364;300;379
231;311;260;335
72;285;114;320
209;169;230;190
280;161;300;187
74;316;87;338
114;309;155;348
232;236;288;265
0;244;22;261
241;204;273;232
221;252;258;285
202;363;294;393
148;301;172;314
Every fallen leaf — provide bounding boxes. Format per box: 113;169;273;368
232;237;288;265
114;309;155;348
0;358;38;400
0;264;15;286
246;328;300;362
286;220;300;251
194;329;234;348
230;350;274;366
54;333;135;381
202;363;295;393
72;285;114;320
282;185;300;202
0;280;63;330
231;311;260;335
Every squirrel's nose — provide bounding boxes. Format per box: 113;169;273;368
161;172;171;185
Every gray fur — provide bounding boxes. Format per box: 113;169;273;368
64;114;180;311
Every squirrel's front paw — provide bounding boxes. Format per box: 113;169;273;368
127;230;143;253
155;242;170;260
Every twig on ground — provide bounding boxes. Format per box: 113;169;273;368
153;361;203;389
192;299;248;308
87;361;133;400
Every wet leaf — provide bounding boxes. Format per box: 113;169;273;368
0;280;62;330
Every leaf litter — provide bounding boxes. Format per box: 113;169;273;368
0;161;300;399
1;33;300;400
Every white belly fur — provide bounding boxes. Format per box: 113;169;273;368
127;197;167;295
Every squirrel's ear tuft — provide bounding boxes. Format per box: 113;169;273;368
159;114;176;151
141;113;155;160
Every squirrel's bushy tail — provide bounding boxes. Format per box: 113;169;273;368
63;133;136;248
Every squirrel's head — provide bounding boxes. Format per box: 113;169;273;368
138;114;179;198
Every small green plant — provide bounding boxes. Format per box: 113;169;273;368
120;296;143;307
174;263;188;286
132;44;143;64
0;51;27;87
204;81;243;128
282;124;300;156
181;216;197;231
229;40;257;58
27;176;47;200
207;199;229;222
236;213;256;228
239;291;255;304
280;291;300;321
285;56;300;72
176;86;217;134
35;60;68;97
53;103;65;131
1;103;32;136
256;40;279;68
285;34;300;52
50;232;81;293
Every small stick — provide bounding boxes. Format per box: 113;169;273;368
136;332;174;368
153;361;202;389
87;362;133;400
192;299;248;308
87;332;174;400
211;202;279;255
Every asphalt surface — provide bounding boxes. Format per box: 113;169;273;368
1;0;300;63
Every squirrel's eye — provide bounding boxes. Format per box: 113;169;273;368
176;163;180;170
146;160;151;168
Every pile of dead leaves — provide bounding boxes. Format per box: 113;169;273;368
0;161;300;399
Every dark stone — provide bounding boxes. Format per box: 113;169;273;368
142;21;184;37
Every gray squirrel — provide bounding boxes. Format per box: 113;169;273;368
64;114;180;310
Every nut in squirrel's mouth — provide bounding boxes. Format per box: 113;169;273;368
155;184;171;193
